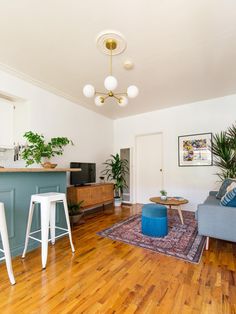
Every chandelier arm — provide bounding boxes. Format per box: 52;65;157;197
95;91;109;95
113;95;121;101
113;92;128;95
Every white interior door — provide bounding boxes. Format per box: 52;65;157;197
136;133;163;203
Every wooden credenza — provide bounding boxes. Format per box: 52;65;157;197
67;183;114;210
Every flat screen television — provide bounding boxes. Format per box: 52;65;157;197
70;162;96;186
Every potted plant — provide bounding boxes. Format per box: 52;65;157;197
102;153;129;207
68;200;84;225
211;122;236;180
160;189;167;200
21;131;73;167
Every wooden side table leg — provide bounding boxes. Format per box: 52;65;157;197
177;206;184;224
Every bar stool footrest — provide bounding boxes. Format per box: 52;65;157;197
0;247;5;261
28;226;70;243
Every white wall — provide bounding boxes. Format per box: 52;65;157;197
0;69;113;180
114;94;236;211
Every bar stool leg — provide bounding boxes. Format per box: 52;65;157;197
50;202;56;245
0;206;16;285
41;200;50;269
22;199;35;258
62;197;75;253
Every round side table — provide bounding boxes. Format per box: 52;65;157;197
149;197;188;224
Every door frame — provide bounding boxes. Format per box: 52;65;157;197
134;132;164;204
120;147;133;204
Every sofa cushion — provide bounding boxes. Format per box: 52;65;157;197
221;187;236;207
227;182;236;193
216;178;236;199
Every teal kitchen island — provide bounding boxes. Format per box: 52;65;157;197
0;168;80;257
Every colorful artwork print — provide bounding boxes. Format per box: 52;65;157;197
183;138;207;161
178;133;212;166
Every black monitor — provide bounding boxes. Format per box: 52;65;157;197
70;162;96;186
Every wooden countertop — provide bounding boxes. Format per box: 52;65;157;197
0;168;81;173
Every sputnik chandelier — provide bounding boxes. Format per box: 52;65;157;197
83;31;139;107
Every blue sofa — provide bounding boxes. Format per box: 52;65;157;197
197;191;236;243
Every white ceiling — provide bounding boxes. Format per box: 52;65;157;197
0;0;236;119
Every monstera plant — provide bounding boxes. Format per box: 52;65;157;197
211;122;236;180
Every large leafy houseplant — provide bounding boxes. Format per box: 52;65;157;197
102;153;129;205
211;122;236;180
21;131;73;167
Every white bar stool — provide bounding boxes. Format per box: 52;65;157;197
0;202;16;285
22;192;75;269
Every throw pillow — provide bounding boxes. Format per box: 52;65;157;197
216;178;236;199
226;182;236;193
221;187;236;207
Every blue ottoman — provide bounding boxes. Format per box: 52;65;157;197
141;203;168;237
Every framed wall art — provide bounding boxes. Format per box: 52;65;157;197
178;133;213;167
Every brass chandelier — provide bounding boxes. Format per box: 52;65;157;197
83;36;139;107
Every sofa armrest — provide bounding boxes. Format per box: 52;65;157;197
197;203;236;242
209;191;218;196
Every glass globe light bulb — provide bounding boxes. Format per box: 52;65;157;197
95;96;105;106
127;85;139;98
118;96;128;107
104;76;118;91
83;84;95;98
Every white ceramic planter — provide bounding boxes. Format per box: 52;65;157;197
160;195;167;200
114;197;122;207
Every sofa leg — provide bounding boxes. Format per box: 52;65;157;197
205;236;209;250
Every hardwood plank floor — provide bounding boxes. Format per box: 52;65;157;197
0;205;235;314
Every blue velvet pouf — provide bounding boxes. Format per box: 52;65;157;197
141;203;168;237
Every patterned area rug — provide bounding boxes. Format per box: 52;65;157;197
97;211;206;263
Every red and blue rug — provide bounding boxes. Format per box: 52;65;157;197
97;211;206;263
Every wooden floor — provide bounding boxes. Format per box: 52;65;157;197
0;205;235;314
